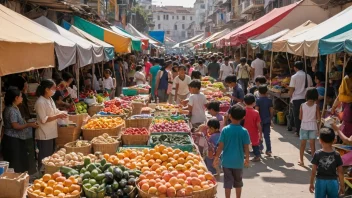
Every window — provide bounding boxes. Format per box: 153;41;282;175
200;4;205;9
157;15;160;20
158;24;161;29
163;15;169;20
181;31;186;37
182;24;185;29
177;16;179;19
166;31;170;34
174;25;177;30
172;16;174;19
182;16;185;20
190;16;192;20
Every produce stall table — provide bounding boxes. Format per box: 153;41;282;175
268;90;290;106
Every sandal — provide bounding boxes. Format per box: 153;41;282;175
251;157;261;162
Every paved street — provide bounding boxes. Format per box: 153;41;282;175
216;125;314;198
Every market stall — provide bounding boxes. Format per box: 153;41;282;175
110;26;142;51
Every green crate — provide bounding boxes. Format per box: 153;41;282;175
149;132;193;152
122;88;138;96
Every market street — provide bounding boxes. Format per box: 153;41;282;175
216;125;314;198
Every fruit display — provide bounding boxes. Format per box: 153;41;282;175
42;148;101;167
211;82;226;90
150;119;190;133
82;117;124;130
75;101;88;114
112;145;216;197
201;81;212;87
79;90;96;99
202;76;214;82
80;158;139;197
120;95;147;103
124;128;149;135
100;105;125;115
150;134;192;145
91;134;118;144
27;172;81;197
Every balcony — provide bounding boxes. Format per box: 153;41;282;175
239;0;264;14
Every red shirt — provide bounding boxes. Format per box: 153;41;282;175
244;107;261;146
145;62;152;77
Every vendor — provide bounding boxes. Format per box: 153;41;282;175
35;79;68;170
2;88;38;174
331;66;352;137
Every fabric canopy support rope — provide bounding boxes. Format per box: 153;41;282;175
73;16;131;53
0;4;54;76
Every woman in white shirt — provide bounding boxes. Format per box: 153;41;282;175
35;79;68;170
134;65;146;85
219;57;234;81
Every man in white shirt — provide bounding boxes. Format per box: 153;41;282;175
289;61;313;135
251;53;266;82
219;56;234;81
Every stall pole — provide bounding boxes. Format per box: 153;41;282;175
240;45;242;57
75;64;80;98
286;52;292;75
92;64;95;90
246;44;249;60
343;53;347;77
270;51;273;86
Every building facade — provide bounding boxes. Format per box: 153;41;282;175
151;6;195;42
193;0;207;34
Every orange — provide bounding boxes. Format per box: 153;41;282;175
130;151;137;159
53;190;61;196
149;149;156;155
55;176;65;183
54;184;64;192
158;185;167;194
148;179;156;187
52;172;62;180
153;152;161;160
160;154;168;161
151;164;160;171
155;159;162;164
64;179;73;187
144;154;151;161
47;180;56;187
42;174;51;182
69;184;80;193
174;149;181;154
44;186;53;195
71;190;80;196
147;159;155;167
177;158;185;164
103;153;110;160
169;177;178;186
159;145;166;153
58;193;66;198
34;183;41;190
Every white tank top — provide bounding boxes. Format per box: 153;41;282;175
301;102;318;130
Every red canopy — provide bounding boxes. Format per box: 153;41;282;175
230;1;300;46
219;21;255;47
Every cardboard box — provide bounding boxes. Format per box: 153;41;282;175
0;172;29;198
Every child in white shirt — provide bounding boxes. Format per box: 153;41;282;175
188;80;207;128
103;69;114;98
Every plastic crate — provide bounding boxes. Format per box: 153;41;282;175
149;132;193;152
122;88;138;96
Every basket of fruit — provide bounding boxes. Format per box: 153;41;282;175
82;117;124;141
64;140;92;155
91;134;120;155
88;104;104;117
122;128;150;145
149;133;193;152
27;172;81;198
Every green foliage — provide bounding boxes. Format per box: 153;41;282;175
130;5;150;32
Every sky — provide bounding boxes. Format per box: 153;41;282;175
152;0;196;8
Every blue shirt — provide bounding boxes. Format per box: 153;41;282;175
316;84;325;110
231;84;244;106
256;96;273;124
208;132;221;154
218;124;250;169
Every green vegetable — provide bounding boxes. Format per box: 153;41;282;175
87;164;97;172
80;167;87;174
123;171;129;180
83;179;90;185
60;166;79;177
103;163;112;172
123;185;134;194
100;159;107;166
91;169;99;178
119;179;127;188
95;173;105;181
89;179;97;186
83;183;92;189
84;158;91;167
112;180;119;191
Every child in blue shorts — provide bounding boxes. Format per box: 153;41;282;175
213;104;250;198
309;128;344;198
299;88;320;166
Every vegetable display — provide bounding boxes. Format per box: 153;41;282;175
91;134;118;144
150;119;190;133
124;128;149;135
151;134;191;145
82;117;124;130
42;148;100;167
68;140;90;148
80;158;139;197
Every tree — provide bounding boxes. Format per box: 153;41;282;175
130;5;150;32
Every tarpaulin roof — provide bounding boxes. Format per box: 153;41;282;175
62;21;115;61
179;34;203;45
35;16;103;67
319;28;352;55
125;23;160;45
214;21;255;48
73;16;131;53
288;5;352;57
149;31;165;44
230;2;299;46
198;29;230;47
111;26;142;51
0;4;54;76
0;5;76;71
248;29;290;50
271;20;316;52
